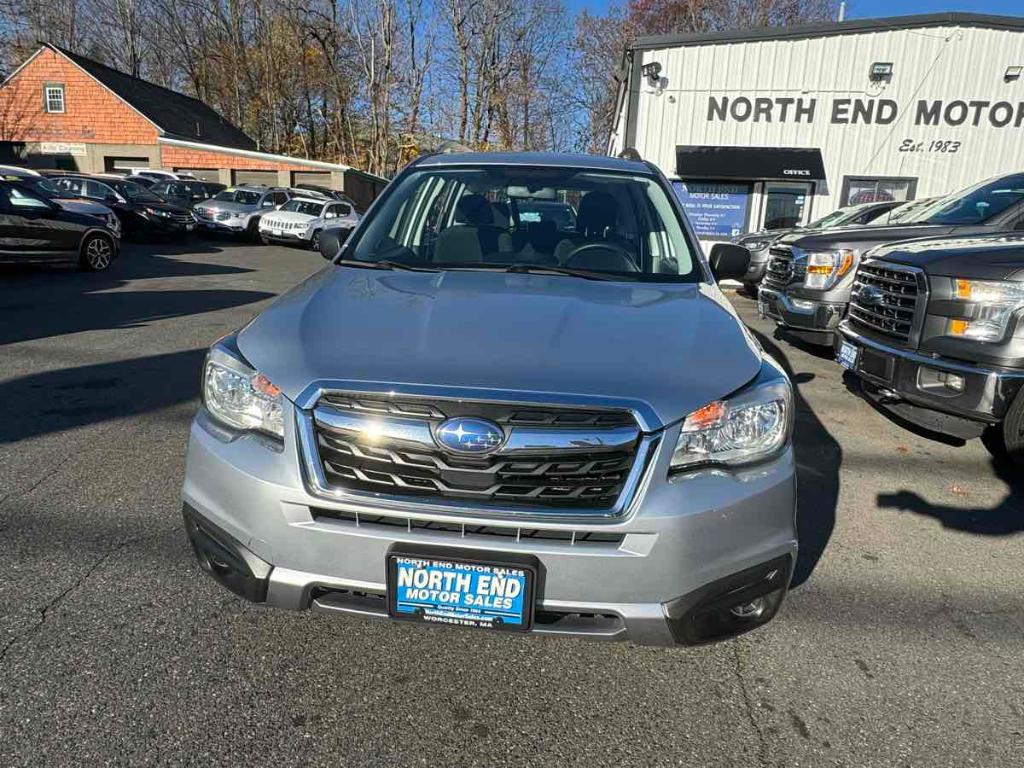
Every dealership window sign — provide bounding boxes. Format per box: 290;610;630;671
672;181;750;239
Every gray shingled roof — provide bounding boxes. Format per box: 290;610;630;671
50;45;257;151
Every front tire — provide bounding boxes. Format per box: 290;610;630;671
983;389;1024;466
79;233;114;272
309;229;321;251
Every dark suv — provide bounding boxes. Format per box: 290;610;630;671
49;174;195;240
0;179;120;271
759;173;1024;345
837;233;1024;465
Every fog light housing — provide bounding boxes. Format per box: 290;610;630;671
664;555;792;645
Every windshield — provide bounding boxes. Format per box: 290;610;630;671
919;174;1024;225
213;189;261;205
111;180;161;202
14;177;60;199
345;166;700;281
807;208;856;229
282;199;325;216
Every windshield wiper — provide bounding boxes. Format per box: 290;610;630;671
336;259;439;272
502;263;628;281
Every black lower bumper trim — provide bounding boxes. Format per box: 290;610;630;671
663;555;793;645
182;504;272;603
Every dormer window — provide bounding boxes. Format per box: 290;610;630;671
44;84;65;113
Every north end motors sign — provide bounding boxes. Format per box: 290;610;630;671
707;96;1024;129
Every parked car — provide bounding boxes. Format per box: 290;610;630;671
294;183;362;211
734;200;904;295
148;179;226;209
257;195;359;249
0;179;120;271
49;174;195;240
131;168;198;182
870;196;941;226
837;233;1024;466
0;170;120;235
192;186;292;238
758;172;1024;345
181;151;797;646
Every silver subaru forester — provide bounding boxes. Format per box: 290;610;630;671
181;152;797;646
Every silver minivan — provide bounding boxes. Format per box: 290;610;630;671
181;152;797;646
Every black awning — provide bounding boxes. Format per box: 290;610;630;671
676;145;826;182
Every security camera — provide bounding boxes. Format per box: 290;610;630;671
641;61;662;86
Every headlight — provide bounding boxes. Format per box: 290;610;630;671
145;207;170;217
670;361;793;471
743;239;771;251
804;249;855;290
945;278;1024;342
202;336;284;438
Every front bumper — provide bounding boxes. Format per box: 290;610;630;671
260;229;309;244
181;408;798;646
837;324;1024;438
198;216;248;233
758;287;845;345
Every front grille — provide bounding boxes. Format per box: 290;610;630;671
848;261;925;346
764;247;805;288
311;507;625;547
168;211;192;224
307;395;644;512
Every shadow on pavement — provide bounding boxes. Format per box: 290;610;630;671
0;349;207;443
878;455;1023;536
752;328;842;588
0;241;270;346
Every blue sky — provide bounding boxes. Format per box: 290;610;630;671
565;0;1023;19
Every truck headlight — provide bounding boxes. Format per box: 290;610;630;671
743;239;771;251
202;336;284;438
145;207;171;217
804;249;855;290
670;361;793;471
946;278;1024;342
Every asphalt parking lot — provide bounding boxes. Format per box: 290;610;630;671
1;240;1022;767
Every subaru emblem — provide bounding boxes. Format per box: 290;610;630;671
434;417;505;455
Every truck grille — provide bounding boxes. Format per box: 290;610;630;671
304;394;645;513
764;247;805;288
848;261;925;345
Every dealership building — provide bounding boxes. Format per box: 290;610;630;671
610;13;1024;243
0;44;386;208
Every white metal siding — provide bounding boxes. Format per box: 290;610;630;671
622;24;1024;216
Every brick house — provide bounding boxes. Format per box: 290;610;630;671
0;44;386;208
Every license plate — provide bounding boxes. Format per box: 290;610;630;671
838;340;859;370
757;299;768;319
271;228;282;236
186;223;195;231
387;547;536;632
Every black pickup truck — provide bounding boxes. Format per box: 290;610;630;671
836;233;1024;465
759;172;1024;346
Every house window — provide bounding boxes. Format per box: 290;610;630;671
44;84;65;113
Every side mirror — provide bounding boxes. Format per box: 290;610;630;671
708;243;752;282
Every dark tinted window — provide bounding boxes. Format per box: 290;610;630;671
924;174;1024;225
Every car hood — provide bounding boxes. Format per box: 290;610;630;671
237;268;764;429
262;211;316;225
872;233;1024;280
54;197;111;215
776;223;963;251
197;200;252;214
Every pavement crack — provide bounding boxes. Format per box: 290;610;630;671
733;642;770;767
0;540;129;667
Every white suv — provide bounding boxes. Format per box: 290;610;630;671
257;195;360;249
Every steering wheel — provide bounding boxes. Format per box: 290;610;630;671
564;242;639;273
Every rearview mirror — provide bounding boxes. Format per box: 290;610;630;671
708;243;751;282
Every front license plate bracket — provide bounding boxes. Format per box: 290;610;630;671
386;544;539;633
